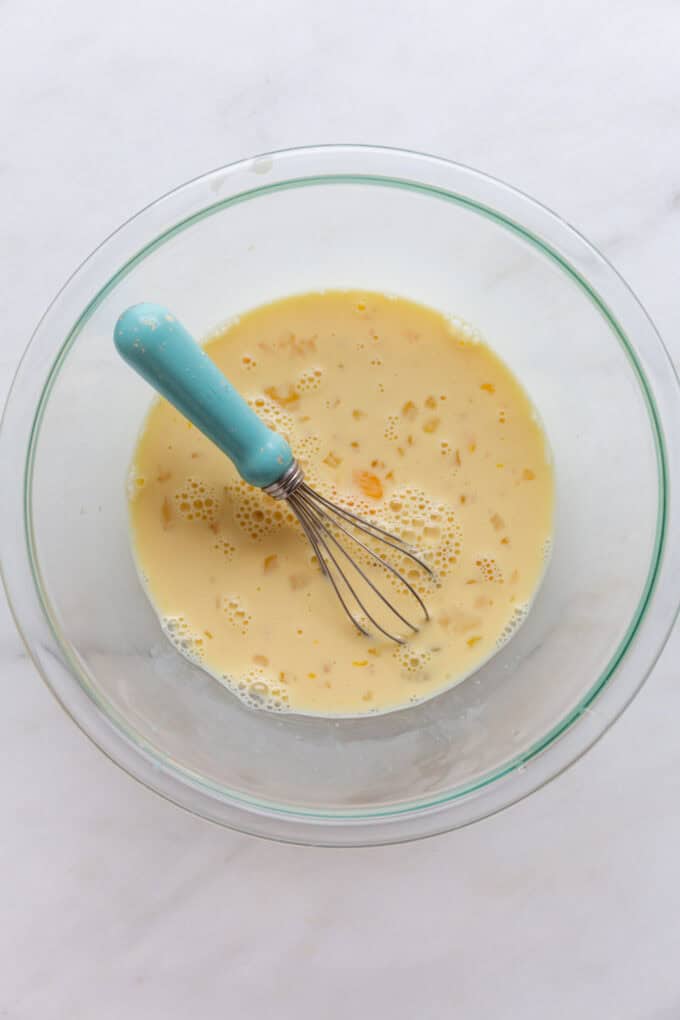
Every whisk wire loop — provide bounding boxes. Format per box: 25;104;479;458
267;462;432;643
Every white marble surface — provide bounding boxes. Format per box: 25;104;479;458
2;0;680;1015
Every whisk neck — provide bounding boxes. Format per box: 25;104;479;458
264;460;305;500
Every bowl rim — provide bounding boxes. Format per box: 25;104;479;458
2;143;679;846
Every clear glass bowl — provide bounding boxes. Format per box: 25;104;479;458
2;146;679;846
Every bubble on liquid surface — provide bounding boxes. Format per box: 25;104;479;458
495;603;530;649
475;556;504;583
161;615;206;663
377;487;463;591
174;477;219;523
394;644;433;676
212;537;235;560
226;479;295;542
221;593;252;633
162;616;291;713
296;367;324;393
219;667;291;713
246;393;296;438
241;353;258;372
383;415;399;441
300;484;463;602
296;433;322;480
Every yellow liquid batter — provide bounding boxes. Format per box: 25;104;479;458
129;291;554;717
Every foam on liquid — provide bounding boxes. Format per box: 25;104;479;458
128;291;554;717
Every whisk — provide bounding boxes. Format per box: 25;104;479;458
115;303;432;643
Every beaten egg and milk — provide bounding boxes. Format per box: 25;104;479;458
128;291;554;716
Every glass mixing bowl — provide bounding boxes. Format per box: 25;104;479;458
2;146;679;846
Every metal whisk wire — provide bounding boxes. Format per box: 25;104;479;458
269;467;433;644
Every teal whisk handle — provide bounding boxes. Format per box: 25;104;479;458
114;303;294;488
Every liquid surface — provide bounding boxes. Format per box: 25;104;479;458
129;292;554;716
